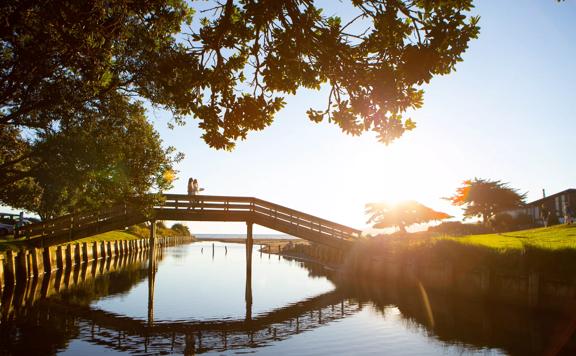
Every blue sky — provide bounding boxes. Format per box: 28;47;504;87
153;0;576;234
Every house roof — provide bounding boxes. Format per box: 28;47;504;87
526;188;576;207
0;212;20;217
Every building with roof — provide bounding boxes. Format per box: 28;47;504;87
516;188;576;224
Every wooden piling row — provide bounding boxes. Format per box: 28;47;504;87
279;243;345;267
0;235;195;287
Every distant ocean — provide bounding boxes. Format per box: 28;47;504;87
194;233;296;240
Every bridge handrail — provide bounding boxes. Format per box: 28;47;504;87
16;203;131;239
251;205;355;240
159;194;360;239
161;193;254;203
252;197;361;236
16;194;361;243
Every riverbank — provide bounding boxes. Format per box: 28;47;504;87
0;231;139;252
445;224;576;250
275;225;576;312
0;224;196;252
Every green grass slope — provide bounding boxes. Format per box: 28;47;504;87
452;224;576;251
0;230;140;251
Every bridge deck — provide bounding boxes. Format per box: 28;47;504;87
17;195;361;249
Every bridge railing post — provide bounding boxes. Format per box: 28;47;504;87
96;209;100;234
69;215;74;242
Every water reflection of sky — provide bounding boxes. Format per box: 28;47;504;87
254;305;505;356
91;241;335;322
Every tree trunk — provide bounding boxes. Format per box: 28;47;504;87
399;224;407;234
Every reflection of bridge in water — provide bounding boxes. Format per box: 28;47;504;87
0;242;359;355
44;289;359;355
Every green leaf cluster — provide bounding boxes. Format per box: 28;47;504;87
447;178;527;225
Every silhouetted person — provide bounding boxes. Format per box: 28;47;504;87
187;178;195;210
540;204;550;227
564;203;573;225
187;178;195;196
193;178;199;194
192;178;205;209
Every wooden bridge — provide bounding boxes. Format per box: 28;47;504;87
17;195;361;249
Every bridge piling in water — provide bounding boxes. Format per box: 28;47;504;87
245;221;253;322
149;220;156;265
4;250;15;284
15;251;28;283
148;220;157;327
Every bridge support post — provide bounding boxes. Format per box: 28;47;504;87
148;220;156;265
148;220;156;326
245;222;253;322
5;250;15;285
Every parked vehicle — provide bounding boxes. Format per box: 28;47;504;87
0;212;20;224
0;222;14;236
0;212;40;237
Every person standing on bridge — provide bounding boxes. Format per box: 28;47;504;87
187;178;196;210
187;178;195;196
193;179;205;195
193;178;205;209
193;179;199;195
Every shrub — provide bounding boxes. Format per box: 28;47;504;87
427;221;490;236
492;213;536;232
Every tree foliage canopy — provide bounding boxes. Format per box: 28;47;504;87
1;0;479;215
171;223;192;236
366;200;451;233
0;96;179;218
2;0;479;146
446;178;527;224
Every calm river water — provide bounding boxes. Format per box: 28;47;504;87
1;241;575;355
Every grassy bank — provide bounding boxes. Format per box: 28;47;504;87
352;224;576;280
448;224;576;251
328;225;576;310
0;223;195;251
0;230;141;252
62;231;140;245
